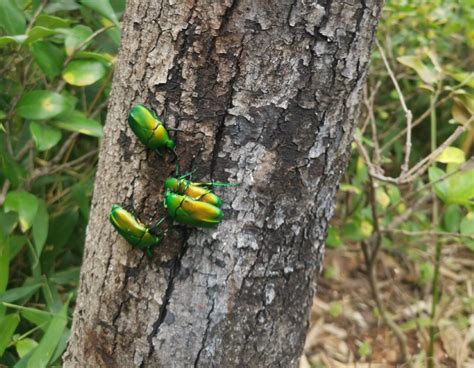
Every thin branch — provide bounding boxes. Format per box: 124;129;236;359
380;228;474;241
376;40;413;174
406;115;474;179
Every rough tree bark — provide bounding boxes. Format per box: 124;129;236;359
64;0;383;366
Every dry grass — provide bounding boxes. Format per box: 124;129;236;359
301;237;474;367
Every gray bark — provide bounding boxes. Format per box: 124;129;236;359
64;0;383;367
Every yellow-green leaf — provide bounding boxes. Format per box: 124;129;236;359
17;91;69;120
397;55;439;85
62;60;107;86
436;147;465;164
4;191;39;232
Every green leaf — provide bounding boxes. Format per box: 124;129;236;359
445;169;474;205
0;210;18;237
0;284;41;303
358;340;372;358
49;268;80;285
16;91;69;120
32;200;49;257
30;41;65;78
29;122;62;151
436;147;465;164
80;0;119;26
74;51;114;64
41;278;62;313
443;205;461;233
62;60;107;86
0;35;27;47
53;111;103;137
419;262;434;286
34;14;71;29
460;212;474;236
326;226;342;248
429;167;448;203
44;0;80;14
0;153;26;189
0;241;9;294
16;339;38;359
26;299;69;368
0;314;20;356
397;55;439;85
0;0;26;35
4;191;39;232
328;302;343;318
49;329;70;364
20;308;51;331
63;25;93;56
8;235;27;261
26;27;58;44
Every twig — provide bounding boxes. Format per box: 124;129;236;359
406;116;474;179
31;150;98;180
360;175;413;366
380;228;474;241
376;40;413;174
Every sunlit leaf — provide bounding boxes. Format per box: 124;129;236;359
0;314;20;356
63;25;93;56
26;27;58;44
460;212;474;236
16;339;38;359
397;55;439;85
375;188;391;208
26;298;69;368
17;91;69;120
62;60;107;86
436;146;465;164
29;122;62;151
0;35;27;47
4;191;39;232
53;111;103;137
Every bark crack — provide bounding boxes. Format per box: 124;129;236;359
193;297;215;367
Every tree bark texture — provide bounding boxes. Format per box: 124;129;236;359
64;0;383;366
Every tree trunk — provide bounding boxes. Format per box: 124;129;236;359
64;0;383;366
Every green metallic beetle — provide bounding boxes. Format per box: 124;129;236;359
163;190;224;228
128;104;176;151
164;173;239;207
109;204;165;255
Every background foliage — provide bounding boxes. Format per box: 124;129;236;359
0;0;472;367
0;0;124;366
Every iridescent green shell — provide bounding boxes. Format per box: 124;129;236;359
163;191;223;228
164;177;222;207
109;204;161;249
128;104;175;150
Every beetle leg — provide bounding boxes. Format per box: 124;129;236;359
149;217;167;232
